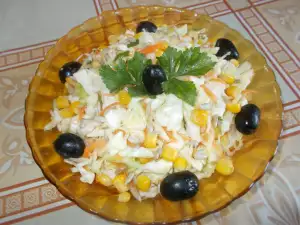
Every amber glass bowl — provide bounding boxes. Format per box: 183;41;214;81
24;5;283;224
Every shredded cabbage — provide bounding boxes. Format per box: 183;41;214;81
47;24;255;201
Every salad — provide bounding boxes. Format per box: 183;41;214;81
45;21;261;202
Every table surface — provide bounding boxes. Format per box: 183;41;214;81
0;0;300;224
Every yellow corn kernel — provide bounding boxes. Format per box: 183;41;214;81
159;41;169;51
155;49;164;57
214;127;221;138
197;39;204;45
113;174;126;183
230;59;239;67
220;74;235;84
143;132;157;148
56;96;69;109
136;174;151;192
191;109;209;127
70;101;80;114
118;90;131;105
118;192;131;203
161;145;178;162
113;174;129;193
59;108;74;118
174;157;187;171
226;103;241;113
134;32;143;38
96;173;112;186
225;86;241;98
139;157;153;164
216;157;234;175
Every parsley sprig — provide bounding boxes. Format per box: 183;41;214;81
158;47;216;78
157;47;216;105
99;46;216;105
99;52;151;93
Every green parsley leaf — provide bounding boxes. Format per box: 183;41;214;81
128;85;148;97
163;79;197;106
99;61;134;93
158;47;216;79
114;51;129;62
127;39;139;48
100;46;215;106
127;52;151;84
157;47;181;79
99;52;150;93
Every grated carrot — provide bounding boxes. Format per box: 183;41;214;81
201;133;210;143
82;150;90;158
157;135;168;142
102;93;116;97
196;142;204;149
83;139;107;158
78;106;86;120
139;42;167;55
210;78;227;84
127;140;136;147
113;129;126;136
178;133;192;141
99;102;122;116
141;128;148;147
141;98;148;111
204;70;215;79
201;85;217;103
162;127;177;143
166;131;175;141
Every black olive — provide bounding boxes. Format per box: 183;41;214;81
59;61;82;83
215;38;239;60
136;21;157;33
53;133;85;158
235;104;261;135
142;65;167;95
160;171;199;201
